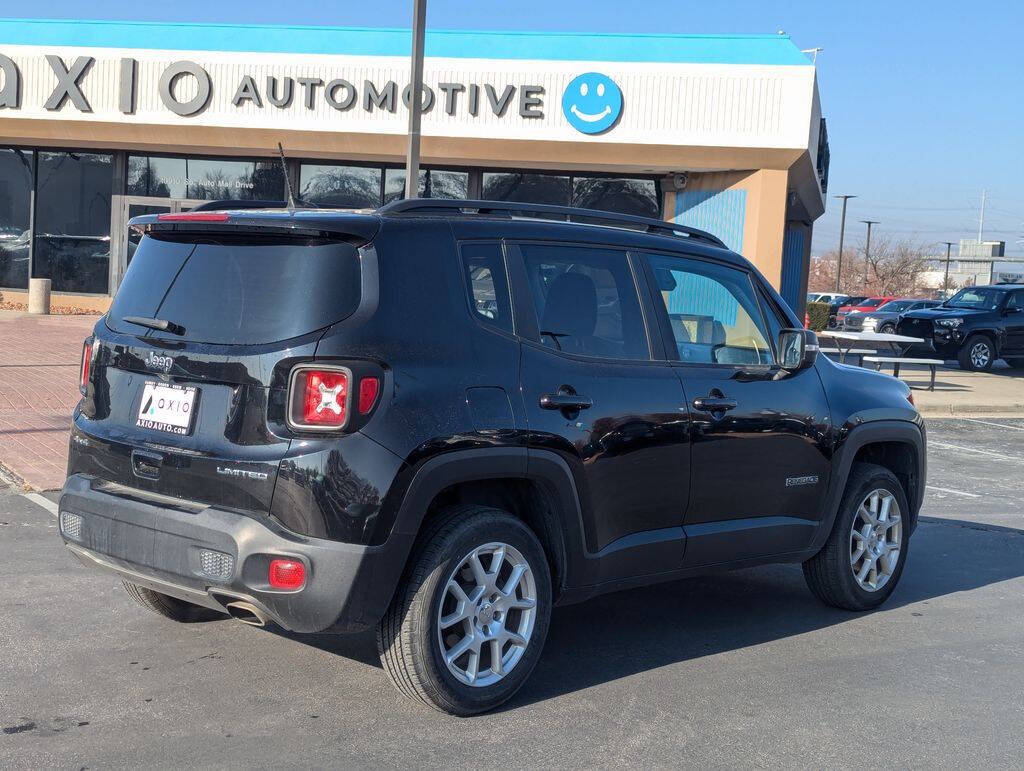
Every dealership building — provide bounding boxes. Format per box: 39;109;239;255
0;19;828;311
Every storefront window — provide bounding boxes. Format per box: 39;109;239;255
127;155;284;200
383;168;469;203
482;172;571;206
299;164;382;208
0;148;33;289
33;151;112;293
572;177;659;218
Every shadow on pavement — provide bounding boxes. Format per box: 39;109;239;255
276;516;1024;708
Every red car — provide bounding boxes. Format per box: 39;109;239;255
837;296;897;327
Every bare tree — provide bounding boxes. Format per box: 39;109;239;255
863;236;930;295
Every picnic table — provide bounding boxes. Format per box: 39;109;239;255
817;330;943;390
817;330;923;362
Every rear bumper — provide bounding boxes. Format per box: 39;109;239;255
58;474;413;633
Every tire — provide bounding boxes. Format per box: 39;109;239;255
802;463;910;611
958;334;995;371
878;322;896;334
122;581;224;622
376;505;552;715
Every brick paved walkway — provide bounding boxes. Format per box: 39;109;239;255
0;312;99;490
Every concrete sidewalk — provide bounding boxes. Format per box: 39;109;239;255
0;311;1022;490
0;311;98;490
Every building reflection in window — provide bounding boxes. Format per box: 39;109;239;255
0;147;33;290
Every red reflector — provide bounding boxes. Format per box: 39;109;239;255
80;339;92;394
907;392;915;406
301;369;349;426
156;212;230;222
268;559;306;590
358;377;380;414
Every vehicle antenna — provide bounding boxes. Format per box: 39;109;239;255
278;142;297;208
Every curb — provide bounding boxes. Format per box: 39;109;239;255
917;405;1024;417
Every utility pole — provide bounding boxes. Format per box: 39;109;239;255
834;194;856;292
941;241;955;296
404;0;427;199
977;189;987;243
860;220;879;290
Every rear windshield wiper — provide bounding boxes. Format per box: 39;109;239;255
122;316;186;336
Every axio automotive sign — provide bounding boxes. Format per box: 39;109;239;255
0;51;620;134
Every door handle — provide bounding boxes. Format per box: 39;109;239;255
692;396;738;413
131;449;163;480
539;393;593;411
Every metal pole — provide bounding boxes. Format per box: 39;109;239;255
860;219;879;290
941;241;955;295
834;195;856;292
978;189;986;243
404;0;427;199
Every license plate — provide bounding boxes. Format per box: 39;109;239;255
136;382;198;435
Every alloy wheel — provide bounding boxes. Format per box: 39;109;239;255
970;342;991;369
850;488;903;592
437;542;538;687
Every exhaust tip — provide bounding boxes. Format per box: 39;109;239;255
224;601;268;627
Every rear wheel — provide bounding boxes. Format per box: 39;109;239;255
958;334;995;371
376;505;552;715
803;463;910;611
122;581;223;622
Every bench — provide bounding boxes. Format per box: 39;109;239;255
863;356;944;391
819;348;874;367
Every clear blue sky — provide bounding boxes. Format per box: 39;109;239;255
8;0;1024;257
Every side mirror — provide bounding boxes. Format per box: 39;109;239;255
779;328;818;371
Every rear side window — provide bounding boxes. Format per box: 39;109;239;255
108;233;361;345
461;242;513;333
518;243;649;360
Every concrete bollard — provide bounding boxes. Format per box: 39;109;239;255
28;278;51;315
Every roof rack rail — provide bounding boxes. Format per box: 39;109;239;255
192;199;319;212
377;198;727;249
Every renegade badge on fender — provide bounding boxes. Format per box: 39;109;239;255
61;199;926;715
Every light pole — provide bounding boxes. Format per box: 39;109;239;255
941;241;955;296
834;194;856;292
404;0;427;199
860;219;879;290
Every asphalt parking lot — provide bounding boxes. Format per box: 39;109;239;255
2;417;1022;768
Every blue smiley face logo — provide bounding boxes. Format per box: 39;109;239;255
562;72;623;134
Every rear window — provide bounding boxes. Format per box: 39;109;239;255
107;233;361;344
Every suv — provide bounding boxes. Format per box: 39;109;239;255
60;199;926;715
843;298;942;333
897;284;1024;371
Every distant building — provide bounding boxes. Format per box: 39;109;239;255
922;241;1022;293
958;240;1005;259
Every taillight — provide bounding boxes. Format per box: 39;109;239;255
358;376;380;414
79;338;93;395
156;212;230;222
287;366;351;430
268;559;306;590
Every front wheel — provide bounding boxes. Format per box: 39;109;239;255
958;334;995;371
878;322;896;334
803;463;910;611
376;505;552;715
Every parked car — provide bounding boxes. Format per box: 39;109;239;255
843;298;942;333
897;284;1024;371
59;198;926;715
827;295;868;327
810;292;848;306
835;296;897;327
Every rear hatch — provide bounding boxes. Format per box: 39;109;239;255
74;219;371;513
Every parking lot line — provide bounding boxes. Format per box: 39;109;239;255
23;492;57;516
928;440;1023;464
960;417;1024;432
927;485;980;498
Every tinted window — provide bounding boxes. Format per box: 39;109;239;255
0;148;32;289
572;177;659;218
34;151;113;293
945;287;1004;310
127;155;284;200
645;253;774;365
384;168;469;203
877;300;914;313
461;243;513;333
107;234;361;344
483;173;571;206
519;244;648;360
300;164;382;208
1007;291;1024;311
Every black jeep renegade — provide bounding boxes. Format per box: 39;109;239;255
61;199;926;715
